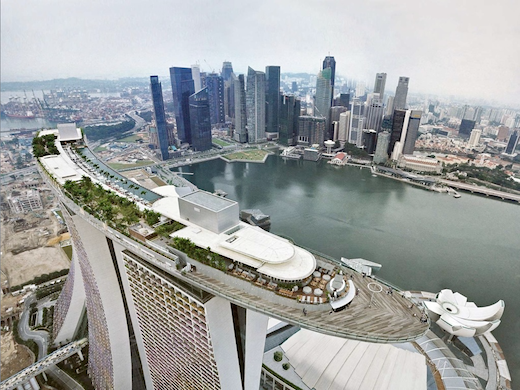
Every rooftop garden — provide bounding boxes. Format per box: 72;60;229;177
32;133;59;157
62;176;184;235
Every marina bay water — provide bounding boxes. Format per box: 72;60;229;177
173;154;520;383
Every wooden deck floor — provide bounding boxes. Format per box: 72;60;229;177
183;263;429;343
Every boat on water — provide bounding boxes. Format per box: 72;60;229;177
4;111;36;119
453;193;461;198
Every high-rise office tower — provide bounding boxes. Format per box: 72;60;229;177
297;116;326;146
334;93;350;108
279;94;300;146
373;131;391;164
459;119;476;138
365;99;384;132
393;77;409;111
291;81;298;93
189;88;212;152
505;130;519;154
221;61;234;82
150;76;170;160
349;98;365;146
329;106;348;140
246;67;266;143
388;109;421;158
355;82;366;99
205;73;225;126
265;66;281;135
362;129;378;154
385;96;394;116
322;56;336;104
497;126;509;142
191;65;202;92
170;67;195;144
314;68;332;120
337;111;351;144
233;74;247;143
468;129;482;149
373;73;387;102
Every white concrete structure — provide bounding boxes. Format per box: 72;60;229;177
424;289;504;337
264;329;426;390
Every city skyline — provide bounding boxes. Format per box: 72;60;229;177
1;0;519;105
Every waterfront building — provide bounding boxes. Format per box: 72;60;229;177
189;88;212;152
505;130;519;154
233;74;247;143
373;72;387;102
205;73;225;126
322;56;336;104
468;128;482;149
279;94;300;146
7;189;43;214
265;66;281;136
337;111;351;144
150;76;170;160
298;116;326;146
458;119;476;138
393;77;409;111
397;155;442;173
314;68;332;121
362;129;378;154
246;67;266;143
349;98;365;147
170;67;195;145
388;109;421;158
373;131;390;164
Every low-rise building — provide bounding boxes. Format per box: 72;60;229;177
398;156;442;173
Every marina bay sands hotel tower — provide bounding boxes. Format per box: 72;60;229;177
39;124;427;389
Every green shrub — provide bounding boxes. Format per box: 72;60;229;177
273;351;283;362
282;363;290;370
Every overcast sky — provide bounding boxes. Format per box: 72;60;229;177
2;0;519;105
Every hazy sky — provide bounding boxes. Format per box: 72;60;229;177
2;0;519;104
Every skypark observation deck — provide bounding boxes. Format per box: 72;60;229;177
38;131;428;344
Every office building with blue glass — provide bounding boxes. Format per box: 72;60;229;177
189;88;212;152
150;76;170;160
170;67;195;144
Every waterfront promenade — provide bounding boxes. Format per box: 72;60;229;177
439;179;520;203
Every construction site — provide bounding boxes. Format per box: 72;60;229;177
1;171;71;381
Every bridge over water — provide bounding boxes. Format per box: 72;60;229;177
439;179;520;203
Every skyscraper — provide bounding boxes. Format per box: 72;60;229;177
205;73;225;126
150;76;170;160
329;106;348;140
265;66;281;135
322;56;336;104
349;98;365;146
314;68;332;119
298;116;326;146
365;99;384;132
189;88;212;152
459;119;476;138
393;77;409;111
233;74;247;143
170;67;195;144
373;131;391;164
337;111;351;144
389;109;421;158
279;94;300;146
221;61;234;82
505;130;519;154
373;73;387;102
246;67;266;143
468;129;482;149
191;65;202;92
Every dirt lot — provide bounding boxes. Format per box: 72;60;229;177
0;331;34;380
1;208;70;288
